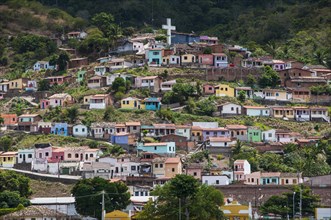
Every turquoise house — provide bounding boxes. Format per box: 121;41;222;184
137;142;176;155
148;49;163;66
77;70;87;82
247;127;262;142
144;97;161;111
261;173;280;185
51;123;68;136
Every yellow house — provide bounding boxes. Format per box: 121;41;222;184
221;201;252;220
271;107;294;119
8;78;29;90
164;157;182;178
121;97;144;110
0;151;18;168
215;84;235;97
262;89;289;101
191;126;203;142
181;54;196;64
105;210;130;220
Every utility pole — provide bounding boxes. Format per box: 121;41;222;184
299;187;302;220
101;190;105;220
293;191;296;219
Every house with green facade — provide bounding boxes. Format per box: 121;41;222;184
76;70;87;82
247;127;262;142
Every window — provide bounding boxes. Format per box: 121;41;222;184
90;154;94;157
75;128;78;132
155;164;159;168
241;131;244;135
169;147;171;151
19;154;22;158
154;146;157;150
268;133;272;138
225;88;228;91
206;131;210;135
231;107;234;111
184;56;188;60
28;154;32;158
135;192;139;196
131;166;136;171
237;131;240;135
45;152;49;157
216;180;220;184
193;172;197;176
153;52;159;55
160;164;163;168
172;168;175;172
68;153;72;158
286;179;289;184
75;153;79;158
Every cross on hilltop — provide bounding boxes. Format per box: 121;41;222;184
162;18;176;45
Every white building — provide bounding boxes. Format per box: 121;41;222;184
72;124;88;138
30;197;78;217
262;129;277;142
94;66;110;76
243;106;270;117
208;137;236;148
234;159;251;181
33;61;55;71
175;125;191;140
106;73;132;86
219;103;242;115
160;80;176;92
202;175;230;186
17;149;35;164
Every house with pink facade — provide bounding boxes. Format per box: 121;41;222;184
185;163;204;180
203;84;215;95
35;143;52;160
40;99;50;109
197;54;214;66
63;147;101;162
234;159;251;181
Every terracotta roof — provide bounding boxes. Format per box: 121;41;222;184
153;123;176;128
261;172;281;177
243;106;267;109
91;94;110;99
2;205;67;218
226;125;247;130
49;93;70;99
19;114;40;118
0;151;18;156
140;76;159;80
212;53;227;56
208;137;232;142
126;122;141;126
165;157;181;164
176;125;191;129
202;127;228;131
191;126;203;130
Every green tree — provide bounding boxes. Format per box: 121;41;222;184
0;191;30;208
258;66;280;88
0;170;32;197
184;97;196;114
0;116;4;126
112;77;126;92
196;98;216;116
71;177;130;220
237;90;246;102
136;174;224;220
65;106;79;124
57;52;69;71
260;185;319;218
37;79;50;91
0;136;12;152
246;74;257;88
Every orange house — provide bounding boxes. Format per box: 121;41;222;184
164;157;182;178
0;114;18;126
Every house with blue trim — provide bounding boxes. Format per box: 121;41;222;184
143;97;161;111
51;123;68;136
137;142;176;155
147;48;163;66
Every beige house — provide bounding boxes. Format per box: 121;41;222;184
164;157;182;178
181;54;196;64
8;78;29;91
152;157;166;177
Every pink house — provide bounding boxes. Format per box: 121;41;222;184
198;54;214;66
63;147;101;162
35;144;52;160
40;99;50;109
185;163;203;180
203;84;215;95
49;147;64;162
234;159;251;181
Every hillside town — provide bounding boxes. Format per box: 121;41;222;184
0;1;331;219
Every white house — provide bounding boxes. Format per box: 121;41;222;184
169;55;181;65
72;124;88;138
94;66;110;76
213;53;228;68
262;129;277;142
234;159;251;181
106;73;132;86
30;197;78;217
208;137;236;148
202;175;230;186
243;106;270;117
175;125;191;140
133;42;144;53
219;103;242;115
109;58;133;70
293;107;311;122
33;61;55;71
17;149;35;164
161;80;176;92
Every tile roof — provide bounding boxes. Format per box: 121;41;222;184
226;125;247;130
2;205;67;218
165;157;181;163
208;137;232;142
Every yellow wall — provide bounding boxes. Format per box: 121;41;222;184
221;202;250;220
273;109;294;119
9;79;25;90
0;156;16;166
121;99;143;109
276;91;287;100
181;54;196;63
165;163;182;178
105;210;130;220
215;84;235;97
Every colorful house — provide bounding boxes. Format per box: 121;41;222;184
0;113;18;127
110;132;132;146
234;160;251;181
17;149;35;164
235;87;253;99
213;53;228;67
198;54;214;66
40;99;50;109
0;151;17;168
143;97;161;111
33;61;55;71
226;125;248;142
215;84;235;97
181;54;196;65
135;76;162;93
46;76;72;85
87;75;107;89
89;94;112;110
271;107;294;120
137;142;176;155
293;107;311;122
105;210;130;220
202;127;230;141
51;123;68;136
8;78;29;91
73;124;88;138
247;127;262;142
147;48;163;66
18;114;42;132
121;97;143;110
219;102;242;115
203;84;215;95
76;70;87;82
164;157;182;178
221;201;252;220
49;93;74;108
243;106;270;117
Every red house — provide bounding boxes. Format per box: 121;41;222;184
197;54;213;66
203;84;215;95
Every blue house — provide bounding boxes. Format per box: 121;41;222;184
137;142;176;155
171;32;200;44
147;49;163;66
110;132;129;145
51;123;68;136
143;97;161;111
260;172;280;185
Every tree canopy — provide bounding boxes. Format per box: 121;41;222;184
71;177;130;220
136;174;224;220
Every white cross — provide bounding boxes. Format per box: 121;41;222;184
162;18;176;45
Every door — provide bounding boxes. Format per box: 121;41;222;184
23;154;26;162
281;179;285;185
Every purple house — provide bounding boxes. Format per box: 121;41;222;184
110;132;130;145
202;127;230;141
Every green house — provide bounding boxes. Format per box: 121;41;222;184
76;70;87;82
247;127;262;142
